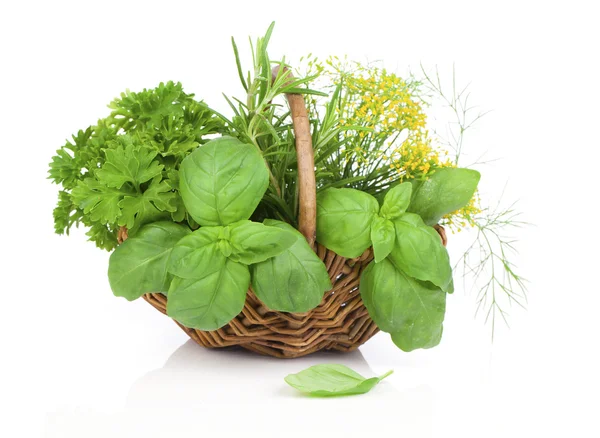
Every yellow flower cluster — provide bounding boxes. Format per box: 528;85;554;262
340;69;427;136
303;55;481;232
388;132;453;181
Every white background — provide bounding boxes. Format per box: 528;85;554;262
1;1;599;437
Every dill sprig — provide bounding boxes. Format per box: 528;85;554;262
420;65;528;337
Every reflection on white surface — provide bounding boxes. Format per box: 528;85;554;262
47;339;437;437
127;340;394;404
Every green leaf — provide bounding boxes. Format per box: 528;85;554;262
379;182;412;220
85;222;118;251
167;227;222;279
96;138;163;189
53;190;82;235
71;178;131;224
179;136;269;226
167;258;250;330
228;220;296;264
316;188;379;258
284;364;393;397
118;177;177;231
391;322;444;353
370;216;395;263
388;213;452;291
408;168;480;225
108;222;191;301
360;259;446;351
251;220;332;313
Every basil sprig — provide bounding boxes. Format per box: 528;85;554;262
316;169;479;351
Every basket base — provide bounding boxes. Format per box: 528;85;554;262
143;245;379;358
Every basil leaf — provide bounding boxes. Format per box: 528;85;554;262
167;227;222;279
391;320;444;352
108;222;191;301
167;258;250;331
316;188;379;258
379;182;412;219
388;213;452;291
179;136;269;226
285;364;393;397
251;220;332;313
228;220;297;265
408;167;480;225
370;215;395;263
360;259;446;350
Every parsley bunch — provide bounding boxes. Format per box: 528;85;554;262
48;81;224;250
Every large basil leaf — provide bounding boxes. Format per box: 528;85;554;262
379;182;412;220
407;167;480;225
316;188;379;258
370;215;395;263
360;259;446;350
251;220;332;313
284;364;393;397
228;220;297;264
391;320;444;352
179;136;269;226
108;222;191;301
167;257;250;331
388;213;452;291
167;227;222;279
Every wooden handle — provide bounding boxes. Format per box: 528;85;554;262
272;66;317;248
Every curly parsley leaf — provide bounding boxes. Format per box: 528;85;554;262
118;177;177;230
71;179;131;224
49;81;223;249
85;222;119;251
96;137;164;189
53;190;83;235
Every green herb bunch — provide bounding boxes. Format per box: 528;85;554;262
48;22;523;352
49;81;224;250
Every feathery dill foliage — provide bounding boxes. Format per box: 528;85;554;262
48;81;224;250
419;66;528;335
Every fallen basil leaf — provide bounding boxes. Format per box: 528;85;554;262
379;182;412;220
167;257;250;331
316;188;379;258
284;364;393;397
251;220;332;313
179;136;269;226
108;222;191;301
360;258;446;348
408;167;480;225
388;213;452;291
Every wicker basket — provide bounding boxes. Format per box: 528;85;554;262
140;74;447;358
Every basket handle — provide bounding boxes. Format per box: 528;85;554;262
272;66;317;248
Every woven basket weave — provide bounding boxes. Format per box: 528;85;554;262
139;70;447;358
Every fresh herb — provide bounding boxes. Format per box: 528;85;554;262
49;81;224;250
285;364;393;397
179;136;269;226
251;220;332;313
50;22;525;351
407;167;481;226
361;259;446;351
316;188;379;258
108;222;191;300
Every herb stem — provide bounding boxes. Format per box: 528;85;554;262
379;370;394;380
